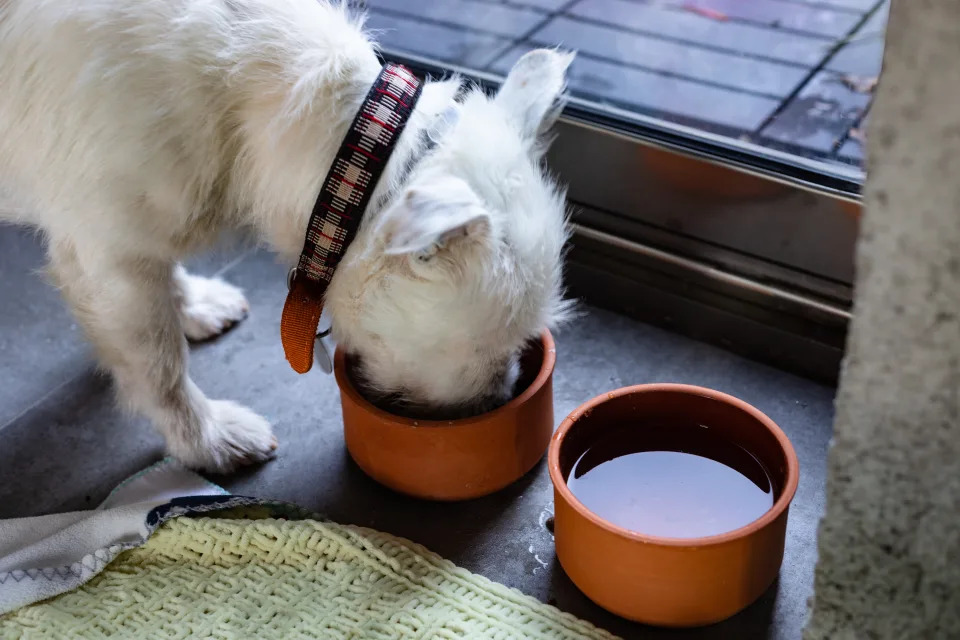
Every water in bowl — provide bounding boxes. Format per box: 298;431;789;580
566;422;775;538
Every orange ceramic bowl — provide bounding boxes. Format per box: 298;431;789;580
335;330;556;501
549;384;799;627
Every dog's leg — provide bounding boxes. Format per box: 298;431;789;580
49;241;277;473
173;265;250;341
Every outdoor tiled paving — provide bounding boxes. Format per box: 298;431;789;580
363;0;889;169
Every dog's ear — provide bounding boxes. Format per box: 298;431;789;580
378;176;490;256
495;49;574;141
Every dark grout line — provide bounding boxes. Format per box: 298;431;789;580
481;0;581;69
742;0;879;15
539;13;826;70
388;0;874;26
519;38;786;100
376;9;790;101
452;0;554;17
610;0;865;40
751;0;884;138
554;85;751;139
365;6;514;45
367;5;826;74
612;0;883;17
367;0;555;17
660;8;851;40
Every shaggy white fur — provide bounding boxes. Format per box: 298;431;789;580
0;0;573;472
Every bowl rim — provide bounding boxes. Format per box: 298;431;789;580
548;383;800;548
333;329;556;429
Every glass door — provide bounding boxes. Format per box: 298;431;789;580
359;0;890;380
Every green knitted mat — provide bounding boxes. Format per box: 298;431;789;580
1;516;619;639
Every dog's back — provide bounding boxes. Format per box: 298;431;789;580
0;0;379;258
0;0;234;250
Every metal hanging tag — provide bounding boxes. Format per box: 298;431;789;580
314;325;335;375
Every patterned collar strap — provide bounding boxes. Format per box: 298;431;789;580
281;63;423;373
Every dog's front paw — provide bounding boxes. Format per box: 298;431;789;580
179;275;249;341
171;400;278;474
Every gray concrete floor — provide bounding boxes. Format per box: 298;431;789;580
0;225;835;639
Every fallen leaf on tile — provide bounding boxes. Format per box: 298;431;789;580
840;75;879;94
682;4;728;21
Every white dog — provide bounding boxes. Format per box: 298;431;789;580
0;0;572;473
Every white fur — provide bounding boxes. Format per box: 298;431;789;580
174;265;250;341
0;0;573;471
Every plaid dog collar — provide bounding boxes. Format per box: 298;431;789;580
280;63;423;373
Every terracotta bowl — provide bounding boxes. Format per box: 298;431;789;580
548;384;799;627
334;330;556;501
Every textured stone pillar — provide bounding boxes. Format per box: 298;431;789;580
804;1;960;638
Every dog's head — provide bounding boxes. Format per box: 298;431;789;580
326;50;574;417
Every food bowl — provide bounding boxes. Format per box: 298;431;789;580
334;330;556;501
548;384;799;627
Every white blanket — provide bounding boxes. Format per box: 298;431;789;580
0;458;228;614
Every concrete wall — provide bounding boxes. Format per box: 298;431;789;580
804;1;960;638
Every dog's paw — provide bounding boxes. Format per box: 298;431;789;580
171;401;278;474
179;275;249;341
